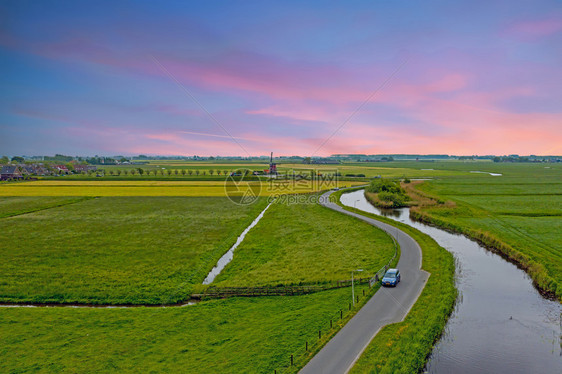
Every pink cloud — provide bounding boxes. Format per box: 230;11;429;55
246;104;349;124
424;73;469;93
13;108;105;129
135;131;309;156
331;97;562;155
152;105;203;118
22;36;385;104
156;54;377;104
504;17;562;40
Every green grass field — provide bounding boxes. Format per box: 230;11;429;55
0;287;370;373
411;163;562;299
0;196;268;304
213;201;395;287
0;191;386;373
0;196;93;218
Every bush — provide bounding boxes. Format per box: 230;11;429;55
366;178;405;194
365;178;409;208
345;174;366;178
378;192;406;207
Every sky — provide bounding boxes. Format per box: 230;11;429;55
1;0;561;157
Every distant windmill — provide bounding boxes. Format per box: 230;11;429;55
268;152;278;175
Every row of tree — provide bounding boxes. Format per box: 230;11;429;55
94;168;345;179
101;169;231;177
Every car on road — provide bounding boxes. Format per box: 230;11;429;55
381;268;400;287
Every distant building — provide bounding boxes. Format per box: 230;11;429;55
52;165;70;174
22;165;36;175
0;166;23;181
311;159;340;164
73;164;97;173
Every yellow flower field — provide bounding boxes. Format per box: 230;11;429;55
0;180;364;196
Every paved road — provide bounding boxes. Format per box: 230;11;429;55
300;190;430;374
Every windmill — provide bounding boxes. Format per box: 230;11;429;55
267;152;278;175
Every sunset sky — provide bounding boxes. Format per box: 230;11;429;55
1;0;561;157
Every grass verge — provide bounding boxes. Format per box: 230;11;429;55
331;189;457;373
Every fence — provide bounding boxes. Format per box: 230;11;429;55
369;236;399;287
273;278;375;373
192;278;370;300
273;234;398;373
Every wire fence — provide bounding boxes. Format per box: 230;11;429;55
272;236;400;373
192;278;371;300
370;236;398;287
273;280;374;374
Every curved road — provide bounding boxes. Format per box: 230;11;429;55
300;190;430;374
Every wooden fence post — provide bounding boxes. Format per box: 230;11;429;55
291;354;293;366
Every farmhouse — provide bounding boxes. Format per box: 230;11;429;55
22;165;36;174
0;165;23;181
52;165;70;174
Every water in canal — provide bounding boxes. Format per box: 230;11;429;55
203;202;272;285
341;190;561;374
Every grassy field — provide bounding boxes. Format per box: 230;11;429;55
0;196;268;304
0;287;372;373
212;200;395;287
331;189;457;374
410;163;562;299
0;190;388;372
277;163;467;179
0;196;93;218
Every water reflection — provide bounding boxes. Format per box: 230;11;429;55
376;207;403;218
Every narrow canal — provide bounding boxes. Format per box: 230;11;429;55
203;201;272;284
341;189;561;374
